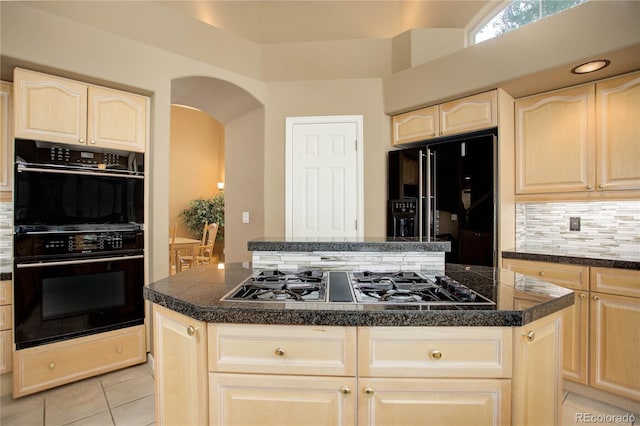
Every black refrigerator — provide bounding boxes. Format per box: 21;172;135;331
387;130;497;267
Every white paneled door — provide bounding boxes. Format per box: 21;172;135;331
286;116;363;239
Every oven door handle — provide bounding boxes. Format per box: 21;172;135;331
16;164;144;180
16;254;144;268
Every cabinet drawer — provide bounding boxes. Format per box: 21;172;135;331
358;327;512;378
590;267;640;298
502;259;589;291
208;324;356;376
13;325;146;397
0;280;11;305
0;304;12;330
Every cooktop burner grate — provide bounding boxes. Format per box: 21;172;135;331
222;269;328;302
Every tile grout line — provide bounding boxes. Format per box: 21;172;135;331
99;379;117;426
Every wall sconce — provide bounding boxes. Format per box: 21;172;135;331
217;182;225;191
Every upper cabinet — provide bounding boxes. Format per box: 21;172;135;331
0;81;12;197
14;68;148;152
515;71;640;200
392;90;497;146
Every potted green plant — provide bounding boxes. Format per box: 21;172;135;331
180;194;224;243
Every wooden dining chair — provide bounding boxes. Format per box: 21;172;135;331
195;223;218;266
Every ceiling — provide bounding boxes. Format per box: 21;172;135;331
157;0;496;44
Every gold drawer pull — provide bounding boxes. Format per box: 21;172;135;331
341;387;351;395
593;295;600;301
538;271;545;276
49;362;56;370
274;347;285;356
364;387;374;395
187;326;196;336
430;350;443;360
523;331;535;342
116;347;123;353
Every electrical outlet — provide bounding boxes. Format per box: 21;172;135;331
569;216;581;231
451;214;458;221
242;211;250;224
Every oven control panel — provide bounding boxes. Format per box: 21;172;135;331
15;230;144;258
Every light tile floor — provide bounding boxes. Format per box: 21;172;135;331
1;363;638;425
0;362;154;426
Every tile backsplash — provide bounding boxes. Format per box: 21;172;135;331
516;201;640;260
0;201;12;272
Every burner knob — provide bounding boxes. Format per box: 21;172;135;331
274;347;286;356
430;350;443;360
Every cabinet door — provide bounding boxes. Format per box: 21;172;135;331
589;292;640;401
512;312;563;426
596;72;640;191
392;106;438;145
515;85;595;194
153;305;208;425
210;373;356;426
358;378;510;426
88;86;147;152
13;68;88;145
562;292;589;384
0;81;12;195
439;90;497;136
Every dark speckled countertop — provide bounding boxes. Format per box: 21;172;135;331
144;263;574;327
248;237;451;252
502;248;640;270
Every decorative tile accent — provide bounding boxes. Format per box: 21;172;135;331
252;251;445;273
515;201;640;260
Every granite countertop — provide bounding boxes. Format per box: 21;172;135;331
144;263;574;327
502;248;640;270
248;237;451;252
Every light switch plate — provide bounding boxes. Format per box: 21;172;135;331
242;211;250;224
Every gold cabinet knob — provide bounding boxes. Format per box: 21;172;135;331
90;140;96;145
579;293;586;299
523;331;535;342
430;350;443;360
79;138;85;143
49;362;56;370
274;347;285;356
593;295;600;301
187;325;196;336
598;184;604;189
587;184;593;190
364;387;375;395
538;271;545;276
341;387;351;395
116;347;123;353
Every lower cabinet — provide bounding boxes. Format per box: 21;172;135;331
358;378;510;426
153;304;208;426
13;325;146;397
153;304;565;426
210;373;356;425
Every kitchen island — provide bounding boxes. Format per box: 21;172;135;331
145;260;573;426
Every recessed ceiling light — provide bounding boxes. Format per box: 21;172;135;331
571;60;611;74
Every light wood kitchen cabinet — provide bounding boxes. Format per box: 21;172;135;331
515;71;640;199
515;84;595;195
1;81;13;198
503;259;590;385
512;311;563;426
208;323;357;426
392;105;438;145
153;304;208;426
13;324;145;397
392;90;497;146
595;72;640;192
210;373;356;426
14;68;147;152
439;90;497;136
0;280;12;374
503;259;640;401
358;377;510;426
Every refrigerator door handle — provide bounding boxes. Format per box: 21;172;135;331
425;148;431;241
418;150;423;239
431;150;437;241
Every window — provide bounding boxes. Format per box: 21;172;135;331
472;0;588;44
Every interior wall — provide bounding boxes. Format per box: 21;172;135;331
169;105;225;239
225;107;266;262
264;78;389;238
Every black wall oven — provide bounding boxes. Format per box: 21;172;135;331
13;139;145;350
